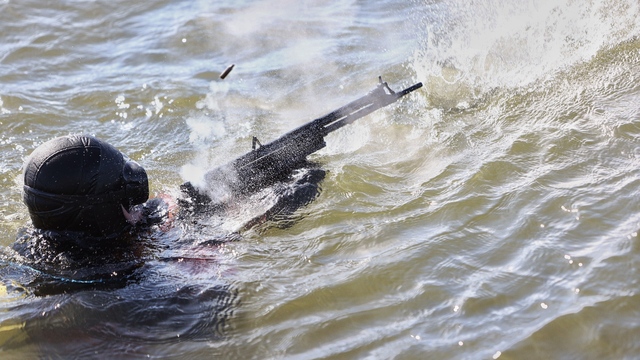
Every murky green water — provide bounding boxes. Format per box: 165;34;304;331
1;0;640;358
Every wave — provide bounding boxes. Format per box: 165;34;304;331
412;0;640;110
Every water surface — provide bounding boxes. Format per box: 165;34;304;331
1;0;640;359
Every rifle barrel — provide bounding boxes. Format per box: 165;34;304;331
322;80;423;135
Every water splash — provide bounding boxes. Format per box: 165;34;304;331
412;0;640;109
0;96;10;115
180;81;232;189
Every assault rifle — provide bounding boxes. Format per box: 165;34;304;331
181;77;423;205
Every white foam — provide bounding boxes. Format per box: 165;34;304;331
412;0;640;107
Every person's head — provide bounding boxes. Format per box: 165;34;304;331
22;135;149;237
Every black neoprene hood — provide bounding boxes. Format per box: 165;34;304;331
23;135;149;237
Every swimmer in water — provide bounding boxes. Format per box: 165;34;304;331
11;134;323;294
11;135;168;289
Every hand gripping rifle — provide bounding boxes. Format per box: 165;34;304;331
181;77;423;206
